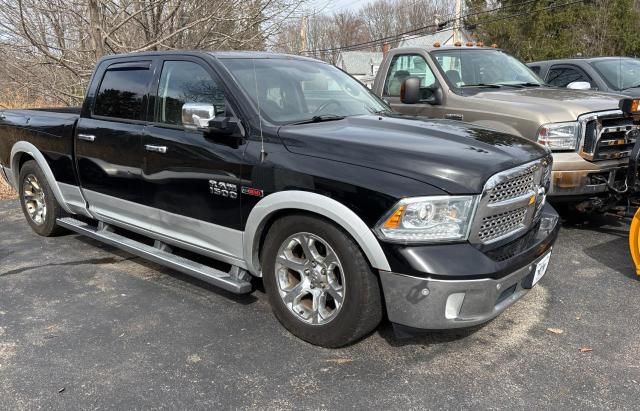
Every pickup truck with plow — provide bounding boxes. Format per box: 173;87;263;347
373;45;640;213
0;51;558;347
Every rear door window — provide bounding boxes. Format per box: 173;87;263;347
529;65;541;75
94;65;152;120
546;66;593;87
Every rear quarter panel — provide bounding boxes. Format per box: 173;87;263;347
0;110;79;185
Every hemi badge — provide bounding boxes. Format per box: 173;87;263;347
242;186;264;197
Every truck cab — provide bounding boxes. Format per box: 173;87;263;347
372;46;640;211
528;57;640;98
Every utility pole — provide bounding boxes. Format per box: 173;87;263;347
300;15;308;55
453;0;462;43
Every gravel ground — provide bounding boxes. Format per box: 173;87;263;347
1;199;639;410
0;179;16;200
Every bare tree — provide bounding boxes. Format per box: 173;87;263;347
0;0;308;106
273;0;453;60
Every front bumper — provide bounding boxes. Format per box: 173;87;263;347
379;204;559;330
549;152;626;198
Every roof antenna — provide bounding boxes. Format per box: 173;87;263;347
252;58;266;163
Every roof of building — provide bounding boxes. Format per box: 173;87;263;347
336;51;384;75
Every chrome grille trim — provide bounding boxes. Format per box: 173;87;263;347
579;110;640;161
478;206;528;242
487;168;537;204
470;158;550;245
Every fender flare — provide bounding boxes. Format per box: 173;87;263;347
10;141;74;213
243;191;391;276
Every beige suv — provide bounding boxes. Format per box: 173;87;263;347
372;46;640;210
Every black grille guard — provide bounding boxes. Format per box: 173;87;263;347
626;133;640;194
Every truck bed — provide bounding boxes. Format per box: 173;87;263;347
0;108;79;186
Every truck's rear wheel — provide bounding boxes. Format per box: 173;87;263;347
18;160;66;237
262;215;382;347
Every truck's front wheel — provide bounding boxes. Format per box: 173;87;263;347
18;160;67;237
262;215;382;347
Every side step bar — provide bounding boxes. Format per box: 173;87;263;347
57;217;253;294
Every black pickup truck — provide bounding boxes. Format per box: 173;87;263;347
0;51;559;347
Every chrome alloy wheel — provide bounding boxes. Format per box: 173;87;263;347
275;232;346;325
22;174;47;225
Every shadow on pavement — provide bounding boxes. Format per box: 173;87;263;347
376;319;487;348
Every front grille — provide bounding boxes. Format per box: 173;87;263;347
485;221;541;262
478;207;527;242
470;158;550;245
580;112;640;161
488;169;536;204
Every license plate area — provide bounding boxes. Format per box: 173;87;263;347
522;250;552;289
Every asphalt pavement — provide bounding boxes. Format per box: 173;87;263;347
1;199;639;410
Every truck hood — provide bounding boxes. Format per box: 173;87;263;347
472;87;624;121
278;114;548;194
620;87;640;98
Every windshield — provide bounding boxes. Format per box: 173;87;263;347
591;58;640;91
220;58;388;125
431;49;543;88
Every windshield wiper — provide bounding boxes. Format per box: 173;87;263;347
622;84;640;90
494;82;542;88
460;84;502;88
517;82;543;87
290;115;346;125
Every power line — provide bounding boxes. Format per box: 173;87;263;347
302;0;584;55
301;0;542;54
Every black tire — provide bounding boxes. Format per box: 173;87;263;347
18;160;67;237
262;214;382;347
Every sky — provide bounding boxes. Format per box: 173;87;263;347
308;0;370;14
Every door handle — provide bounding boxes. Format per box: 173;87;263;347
145;145;168;154
445;114;464;121
78;134;96;142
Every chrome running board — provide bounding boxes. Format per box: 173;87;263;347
57;217;253;294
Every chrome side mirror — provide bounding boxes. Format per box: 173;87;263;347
182;102;215;128
567;81;591;90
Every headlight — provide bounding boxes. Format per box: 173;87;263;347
375;196;478;243
537;122;579;151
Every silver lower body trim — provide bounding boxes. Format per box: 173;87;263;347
379;251;552;330
59;183;92;217
82;189;246;269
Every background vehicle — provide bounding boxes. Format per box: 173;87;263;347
528;57;640;98
372;45;640;212
0;51;558;347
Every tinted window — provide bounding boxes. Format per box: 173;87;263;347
156;61;226;125
546;66;592;87
384;54;436;97
529;65;541;75
94;68;151;120
591;58;640;91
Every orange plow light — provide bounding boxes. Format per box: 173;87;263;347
620;98;640;114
